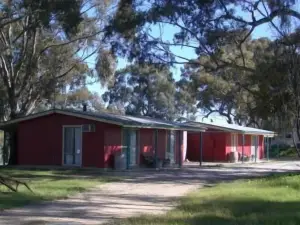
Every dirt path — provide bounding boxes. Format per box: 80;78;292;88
1;161;300;225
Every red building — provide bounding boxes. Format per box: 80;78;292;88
0;109;204;168
185;121;275;162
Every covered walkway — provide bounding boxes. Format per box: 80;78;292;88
183;121;275;164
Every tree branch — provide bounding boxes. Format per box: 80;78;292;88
39;30;104;55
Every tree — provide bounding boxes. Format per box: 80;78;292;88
53;86;118;113
103;0;300;128
175;76;198;119
0;0;118;121
103;64;180;120
254;30;300;156
177;37;272;125
106;0;300;64
0;0;117;165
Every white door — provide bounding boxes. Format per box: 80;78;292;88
63;126;82;166
231;134;238;152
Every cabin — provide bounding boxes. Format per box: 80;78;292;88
0;109;204;169
185;121;275;162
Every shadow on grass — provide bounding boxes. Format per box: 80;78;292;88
0;191;42;210
113;198;300;225
111;174;300;225
0;168;121;210
258;173;300;191
182;199;300;225
0;167;121;182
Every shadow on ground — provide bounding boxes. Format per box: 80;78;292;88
1;162;300;225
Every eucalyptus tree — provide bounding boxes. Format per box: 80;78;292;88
0;0;117;164
103;63;179;120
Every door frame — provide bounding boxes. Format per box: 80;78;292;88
122;128;139;168
129;129;138;167
62;125;83;167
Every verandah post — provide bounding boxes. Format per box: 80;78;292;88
199;132;203;166
126;129;131;170
242;134;245;163
255;136;258;163
154;129;158;168
178;130;182;168
267;137;270;161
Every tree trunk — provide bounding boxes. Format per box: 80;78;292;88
293;119;300;158
7;131;17;165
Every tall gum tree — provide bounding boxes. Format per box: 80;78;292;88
0;0;117;164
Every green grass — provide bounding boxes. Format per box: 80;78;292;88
278;147;298;157
0;131;3;146
0;168;118;209
269;146;299;158
111;174;300;225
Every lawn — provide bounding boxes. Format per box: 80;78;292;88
0;168;118;209
112;173;300;225
278;148;299;157
269;146;299;159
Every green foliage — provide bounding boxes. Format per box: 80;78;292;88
112;174;300;225
96;49;117;86
21;0;83;36
269;146;298;158
175;78;197;118
54;87;105;112
0;0;114;120
179;38;275;125
279;148;298;157
0;132;3;146
106;0;300;129
103;64;180;120
107;0;300;63
0;0;115;164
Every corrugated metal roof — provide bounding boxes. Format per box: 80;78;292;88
185;121;275;137
0;109;206;131
63;109;207;131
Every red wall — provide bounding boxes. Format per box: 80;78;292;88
187;133;199;161
157;130;167;160
17;113;122;168
17;112;183;168
139;129;168;163
225;133;265;160
104;127;122;168
187;131;265;162
187;131;227;162
233;134;251;158
259;135;264;159
234;134;264;159
139;128;154;163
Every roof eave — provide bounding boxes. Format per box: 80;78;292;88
243;131;276;137
185;121;275;136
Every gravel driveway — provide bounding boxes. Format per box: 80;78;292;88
1;160;300;225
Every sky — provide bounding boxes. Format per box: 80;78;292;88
86;6;280;124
